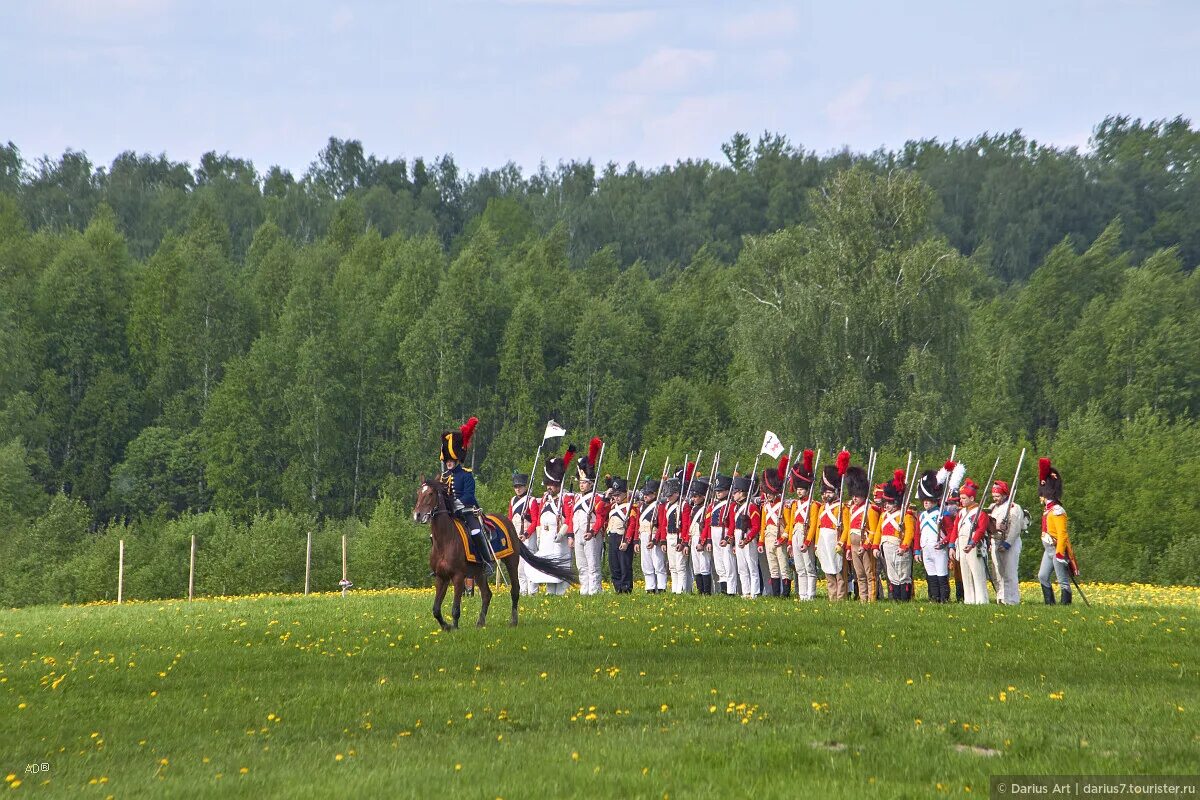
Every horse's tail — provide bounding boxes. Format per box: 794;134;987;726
518;542;579;585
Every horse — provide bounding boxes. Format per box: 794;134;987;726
412;477;576;630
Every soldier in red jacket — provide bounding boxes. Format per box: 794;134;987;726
731;475;762;598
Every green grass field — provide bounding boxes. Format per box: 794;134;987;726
2;583;1197;798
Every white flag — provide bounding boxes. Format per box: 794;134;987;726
543;420;567;440
761;430;785;459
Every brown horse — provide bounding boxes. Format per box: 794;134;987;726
412;478;575;630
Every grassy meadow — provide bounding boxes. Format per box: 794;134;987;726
2;583;1197;798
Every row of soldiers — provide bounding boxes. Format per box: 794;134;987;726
503;440;1077;605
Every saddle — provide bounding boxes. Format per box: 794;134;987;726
453;514;517;564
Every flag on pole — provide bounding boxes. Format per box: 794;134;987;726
543;420;567;440
761;430;785;459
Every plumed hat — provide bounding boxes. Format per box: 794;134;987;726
577;437;603;481
762;454;787;494
543;444;577;486
883;468;905;504
1038;457;1063;502
821;450;851;493
789;449;815;491
440;417;478;462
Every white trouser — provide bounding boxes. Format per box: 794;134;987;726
991;535;1022;604
881;538;912;584
639;532;667;591
714;540;738;593
519;531;538;595
574;534;604;595
791;537;818;600
958;545;989;604
920;529;949;577
735;542;761;597
815;528;843;575
690;542;712;576
666;533;691;593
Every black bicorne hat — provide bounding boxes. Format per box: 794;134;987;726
916;469;941;501
543;444;577;486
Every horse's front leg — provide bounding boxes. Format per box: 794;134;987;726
507;556;520;626
432;577;450;631
451;577;465;629
477;569;492;628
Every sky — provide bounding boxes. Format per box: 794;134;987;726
2;0;1198;176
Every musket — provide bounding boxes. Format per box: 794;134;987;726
902;451;913;492
701;451;721;549
800;449;822;551
583;441;607;541
997;448;1027;549
934;444;959;549
853;448;877;540
775;446;795;549
678;450;700;552
625;451;634;484
620;450;648;551
964;454;1001;554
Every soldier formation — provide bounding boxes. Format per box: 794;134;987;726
442;422;1080;606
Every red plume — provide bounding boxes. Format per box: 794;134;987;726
944;460;956;472
563;444;577;468
587;437;602;468
802;449;814;474
836;450;851;476
893;468;905;492
777;455;789;482
1039;457;1051;482
684;462;695;483
460;416;478;448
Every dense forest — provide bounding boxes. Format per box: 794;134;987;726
1;114;1199;604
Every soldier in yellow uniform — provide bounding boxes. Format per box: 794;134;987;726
1037;457;1073;605
876;470;917;601
840;465;877;603
811;454;849;601
759;457;791;597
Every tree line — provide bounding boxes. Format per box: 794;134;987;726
1;116;1198;605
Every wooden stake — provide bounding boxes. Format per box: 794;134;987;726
188;535;196;601
304;530;312;596
117;539;125;605
340;534;350;597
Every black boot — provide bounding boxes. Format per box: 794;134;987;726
926;576;937;602
1041;584;1056;605
1061;588;1072;605
717;581;726;595
769;577;780;596
781;578;792;597
938;575;951;603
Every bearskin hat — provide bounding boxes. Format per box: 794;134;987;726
662;478;681;497
576;437;602;481
844;465;869;499
762;454;787;495
883;468;905;504
1038;457;1063;502
440;416;478;462
789;449;815;492
821;450;851;493
543;444;577;486
916;468;941;501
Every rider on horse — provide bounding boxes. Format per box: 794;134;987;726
440;416;494;575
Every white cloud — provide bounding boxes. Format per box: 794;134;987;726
825;75;873;130
331;6;355;32
563;10;657;45
721;6;799;43
614;47;715;94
